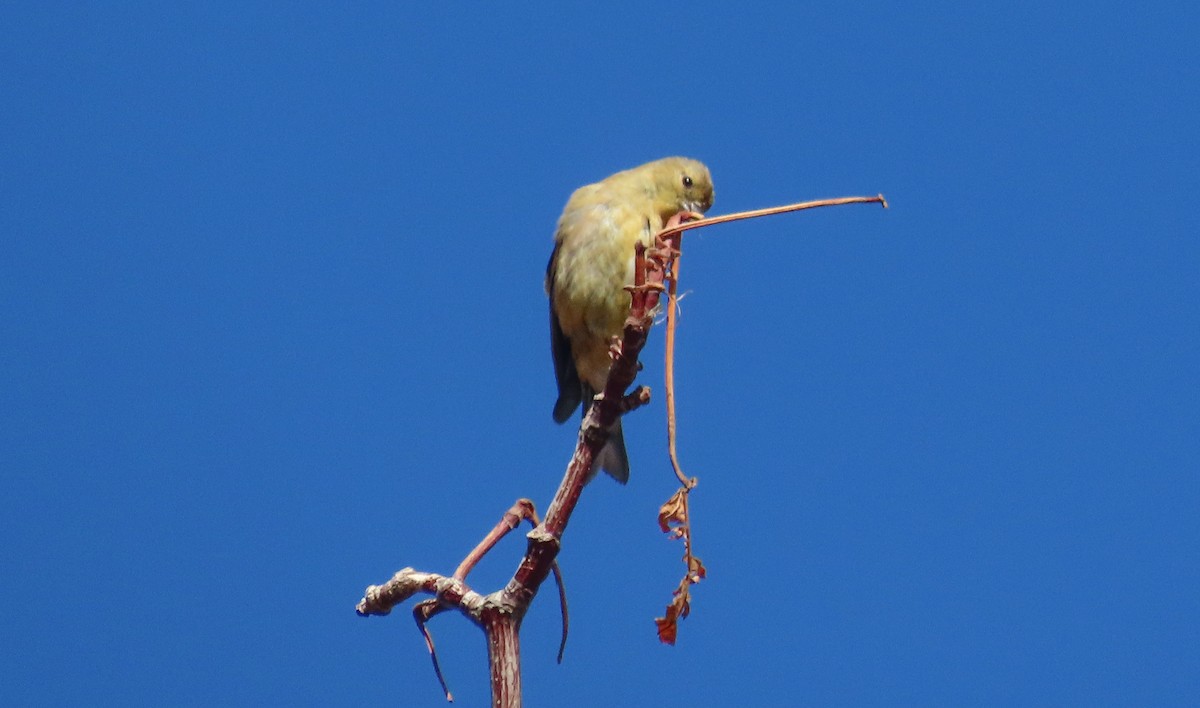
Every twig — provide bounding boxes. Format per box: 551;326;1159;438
454;499;535;580
552;561;569;664
661;216;695;489
652;194;887;643
414;600;454;701
656;194;888;242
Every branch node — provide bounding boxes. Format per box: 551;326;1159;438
619;386;652;414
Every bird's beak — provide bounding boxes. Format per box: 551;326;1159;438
684;195;713;214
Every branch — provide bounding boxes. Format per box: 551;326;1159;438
356;192;888;703
354;247;665;705
357;568;484;619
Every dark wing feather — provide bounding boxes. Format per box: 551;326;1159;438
548;246;582;423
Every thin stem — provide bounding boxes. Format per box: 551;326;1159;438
657;194;888;241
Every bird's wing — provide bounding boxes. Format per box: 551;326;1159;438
547;245;582;422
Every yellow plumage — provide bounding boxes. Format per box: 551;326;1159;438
546;157;715;483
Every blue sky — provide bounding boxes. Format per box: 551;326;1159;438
3;2;1197;705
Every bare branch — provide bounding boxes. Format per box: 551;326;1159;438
356;192;888;704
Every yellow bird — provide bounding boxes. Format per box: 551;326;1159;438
546;157;715;483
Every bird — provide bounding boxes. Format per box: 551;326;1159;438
545;157;715;483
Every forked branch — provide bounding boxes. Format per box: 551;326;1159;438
355;193;887;704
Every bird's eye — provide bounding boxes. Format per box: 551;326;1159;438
682;175;693;188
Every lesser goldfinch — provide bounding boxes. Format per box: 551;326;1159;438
546;157;715;483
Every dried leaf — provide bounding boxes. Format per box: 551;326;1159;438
657;488;689;533
654;613;678;645
674;585;692;620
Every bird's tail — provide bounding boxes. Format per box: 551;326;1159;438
577;384;630;484
590;417;630;484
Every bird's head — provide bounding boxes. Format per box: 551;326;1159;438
649;157;715;216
